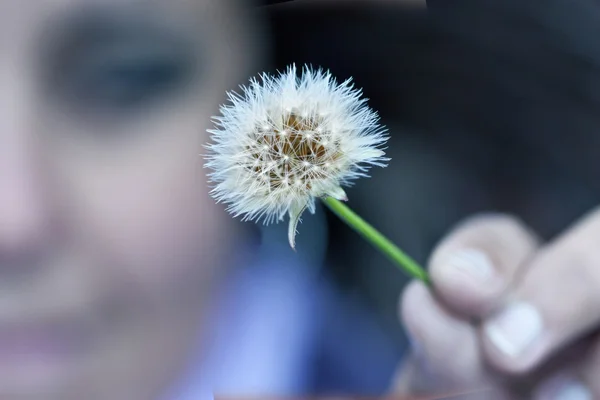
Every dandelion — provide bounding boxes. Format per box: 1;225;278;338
205;65;386;246
204;65;428;282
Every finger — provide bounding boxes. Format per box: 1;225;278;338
534;374;594;400
576;337;600;398
395;280;492;395
429;213;540;317
533;337;600;400
481;208;600;374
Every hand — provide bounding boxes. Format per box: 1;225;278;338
393;210;600;399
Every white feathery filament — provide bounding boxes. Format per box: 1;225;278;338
204;64;389;248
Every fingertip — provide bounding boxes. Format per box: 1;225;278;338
430;247;506;317
427;213;539;319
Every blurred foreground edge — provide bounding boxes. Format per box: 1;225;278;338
215;389;492;400
260;0;295;5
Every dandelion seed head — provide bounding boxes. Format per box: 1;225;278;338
204;64;389;248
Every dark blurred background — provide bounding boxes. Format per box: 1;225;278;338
261;0;600;363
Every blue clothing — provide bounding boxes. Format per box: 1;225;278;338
167;250;403;399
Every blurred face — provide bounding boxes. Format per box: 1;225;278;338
0;0;258;398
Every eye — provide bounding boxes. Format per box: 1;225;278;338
43;15;198;116
62;46;192;111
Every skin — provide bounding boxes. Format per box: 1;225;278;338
0;0;260;398
394;211;600;399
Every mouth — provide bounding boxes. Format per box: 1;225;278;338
0;319;92;390
0;323;82;358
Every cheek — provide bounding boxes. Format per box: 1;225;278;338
96;162;225;289
55;105;236;297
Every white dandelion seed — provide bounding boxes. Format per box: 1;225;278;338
204;64;389;249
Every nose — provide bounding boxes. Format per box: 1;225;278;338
0;71;53;263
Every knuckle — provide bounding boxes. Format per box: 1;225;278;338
542;245;600;304
520;246;600;342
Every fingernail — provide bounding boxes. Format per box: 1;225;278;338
536;377;592;400
484;301;543;358
443;248;497;284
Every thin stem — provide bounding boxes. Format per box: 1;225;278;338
322;196;430;284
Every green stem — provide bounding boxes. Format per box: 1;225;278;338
322;196;430;284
